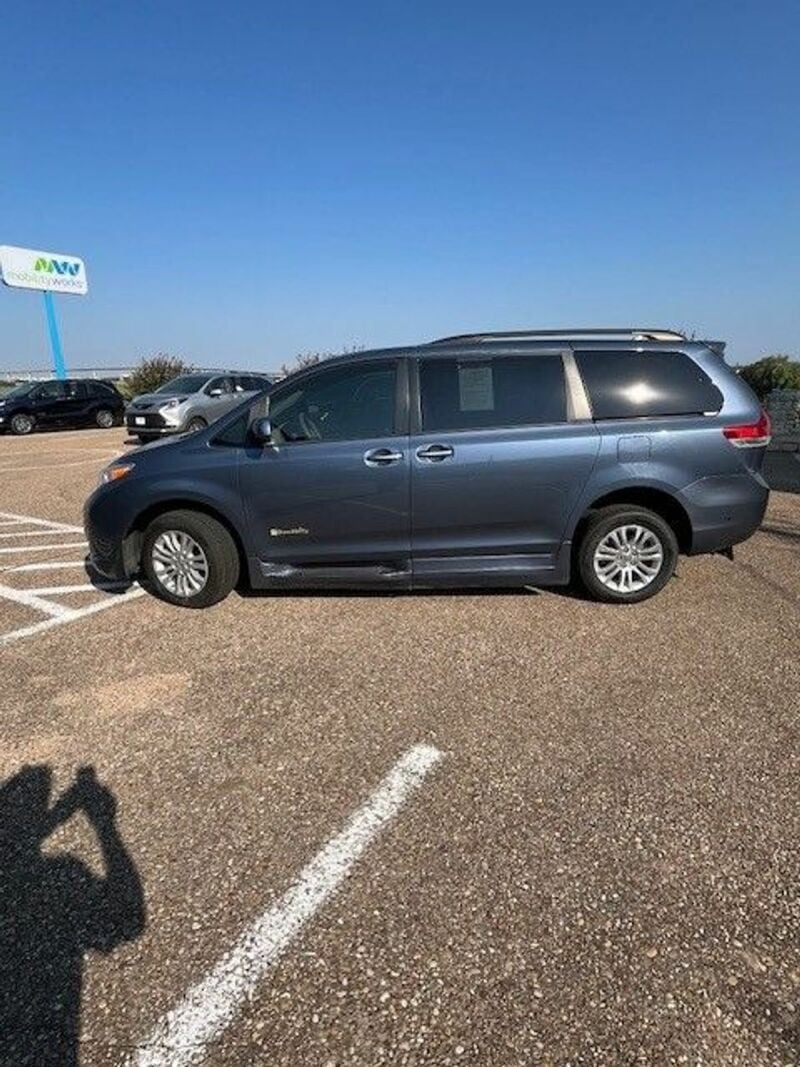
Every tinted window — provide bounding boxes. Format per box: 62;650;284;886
212;395;269;448
269;362;397;443
155;375;209;394
206;376;233;395
3;383;35;399
33;381;66;400
420;355;566;432
575;350;723;420
234;375;267;392
88;381;118;398
66;381;86;398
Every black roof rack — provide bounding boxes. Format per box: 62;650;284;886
429;328;688;345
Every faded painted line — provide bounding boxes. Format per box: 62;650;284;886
0;581;75;618
128;743;444;1067
0;588;145;647
0;520;28;528
0;510;83;533
0;541;87;555
2;560;87;573
34;583;128;595
0;528;92;540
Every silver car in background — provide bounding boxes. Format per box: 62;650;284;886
125;371;273;443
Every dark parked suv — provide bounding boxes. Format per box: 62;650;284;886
85;329;771;607
0;378;125;434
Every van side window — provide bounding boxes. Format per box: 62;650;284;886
419;355;566;432
268;362;398;443
211;395;269;448
574;350;723;419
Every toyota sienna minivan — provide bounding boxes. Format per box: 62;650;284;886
85;329;771;607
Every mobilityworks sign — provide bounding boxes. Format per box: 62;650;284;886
0;244;88;295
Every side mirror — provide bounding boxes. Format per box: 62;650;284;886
251;416;273;444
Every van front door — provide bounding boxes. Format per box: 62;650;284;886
239;359;411;584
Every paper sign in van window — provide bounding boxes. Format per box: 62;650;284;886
458;364;494;411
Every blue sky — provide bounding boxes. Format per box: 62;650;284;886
1;0;798;371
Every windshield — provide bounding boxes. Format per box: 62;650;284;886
155;375;209;394
2;382;34;399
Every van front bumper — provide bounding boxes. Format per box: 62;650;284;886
680;472;769;555
84;488;141;581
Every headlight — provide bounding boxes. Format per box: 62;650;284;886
161;397;183;410
101;462;135;485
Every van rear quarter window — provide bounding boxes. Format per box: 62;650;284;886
420;355;566;431
575;350;723;419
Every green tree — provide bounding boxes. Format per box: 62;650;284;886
278;345;364;379
121;354;195;399
738;354;800;400
278;352;323;378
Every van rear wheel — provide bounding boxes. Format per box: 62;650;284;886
577;505;678;603
141;510;239;608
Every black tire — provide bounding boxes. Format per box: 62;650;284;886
95;407;115;429
576;505;678;604
185;417;208;434
10;412;35;435
136;434;156;444
141;509;239;608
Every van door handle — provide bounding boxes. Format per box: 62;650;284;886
364;447;404;466
416;444;454;462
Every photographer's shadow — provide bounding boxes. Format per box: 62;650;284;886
0;766;145;1066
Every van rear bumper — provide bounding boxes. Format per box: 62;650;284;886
680;472;769;555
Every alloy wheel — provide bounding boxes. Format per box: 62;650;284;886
11;414;33;435
592;524;664;594
151;530;210;598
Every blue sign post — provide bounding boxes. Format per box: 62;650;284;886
0;245;88;380
43;290;68;380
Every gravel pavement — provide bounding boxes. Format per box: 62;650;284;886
0;428;798;1066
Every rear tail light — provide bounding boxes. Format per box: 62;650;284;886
722;410;771;448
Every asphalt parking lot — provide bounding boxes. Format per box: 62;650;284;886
1;428;799;1066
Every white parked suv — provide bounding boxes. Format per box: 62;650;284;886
125;371;273;443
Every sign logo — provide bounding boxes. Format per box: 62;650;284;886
33;257;82;277
0;245;88;295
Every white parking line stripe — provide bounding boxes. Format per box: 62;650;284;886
0;529;92;539
0;582;76;618
0;588;145;647
0;541;87;554
33;583;128;595
129;743;443;1067
0;510;83;533
0;520;28;527
2;560;86;572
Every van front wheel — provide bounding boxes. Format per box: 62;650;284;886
141;510;239;608
577;505;678;603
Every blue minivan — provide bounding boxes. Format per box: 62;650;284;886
85;329;771;607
